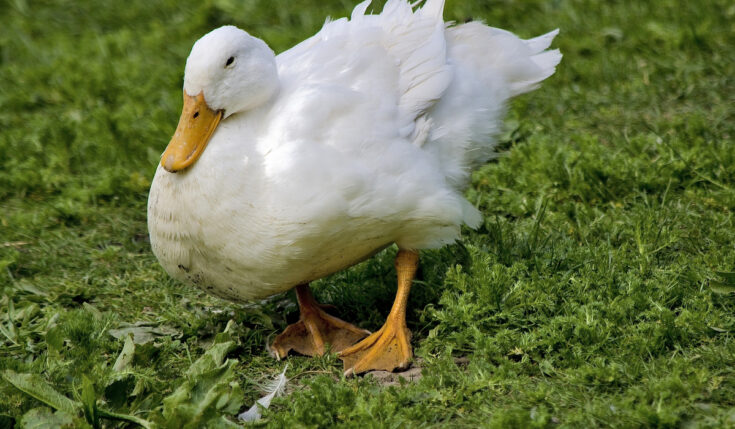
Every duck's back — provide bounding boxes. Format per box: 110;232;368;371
275;0;452;146
272;0;560;205
263;0;484;251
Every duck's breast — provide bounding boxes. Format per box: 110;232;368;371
147;118;400;302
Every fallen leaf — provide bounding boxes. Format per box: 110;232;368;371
113;334;135;372
108;322;180;344
1;370;79;415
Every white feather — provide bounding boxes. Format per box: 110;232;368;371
238;365;288;422
148;0;561;302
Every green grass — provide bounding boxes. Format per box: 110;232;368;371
1;0;734;427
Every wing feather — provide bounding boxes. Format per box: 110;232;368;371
276;0;450;140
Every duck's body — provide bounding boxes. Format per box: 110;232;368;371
148;0;560;373
148;0;560;303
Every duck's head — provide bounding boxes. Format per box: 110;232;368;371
161;26;278;173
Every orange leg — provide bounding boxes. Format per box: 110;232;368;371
340;249;418;376
271;284;370;359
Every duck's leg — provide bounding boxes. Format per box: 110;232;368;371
340;249;418;376
271;283;370;359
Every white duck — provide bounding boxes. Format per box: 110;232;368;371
148;0;561;375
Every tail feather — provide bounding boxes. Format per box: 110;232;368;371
423;22;561;189
509;47;562;96
508;28;562;95
418;0;445;19
524;28;559;53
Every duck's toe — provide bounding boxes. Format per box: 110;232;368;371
339;316;412;376
270;307;370;359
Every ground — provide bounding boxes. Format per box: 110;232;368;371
1;0;734;427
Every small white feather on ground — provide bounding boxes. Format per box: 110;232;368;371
238;365;289;422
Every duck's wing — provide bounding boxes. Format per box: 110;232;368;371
275;0;451;142
260;0;480;249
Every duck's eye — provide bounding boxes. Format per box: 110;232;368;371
225;56;235;67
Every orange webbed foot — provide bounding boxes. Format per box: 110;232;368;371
340;249;419;376
339;315;412;376
271;285;369;359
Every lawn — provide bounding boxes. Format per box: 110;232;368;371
1;0;734;427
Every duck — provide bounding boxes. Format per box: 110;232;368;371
147;0;561;375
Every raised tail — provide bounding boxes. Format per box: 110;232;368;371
423;22;562;190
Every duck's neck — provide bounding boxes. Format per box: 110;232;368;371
223;74;280;119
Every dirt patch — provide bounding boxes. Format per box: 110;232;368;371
366;357;469;387
366;366;423;386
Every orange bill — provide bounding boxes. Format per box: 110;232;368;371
161;92;223;173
